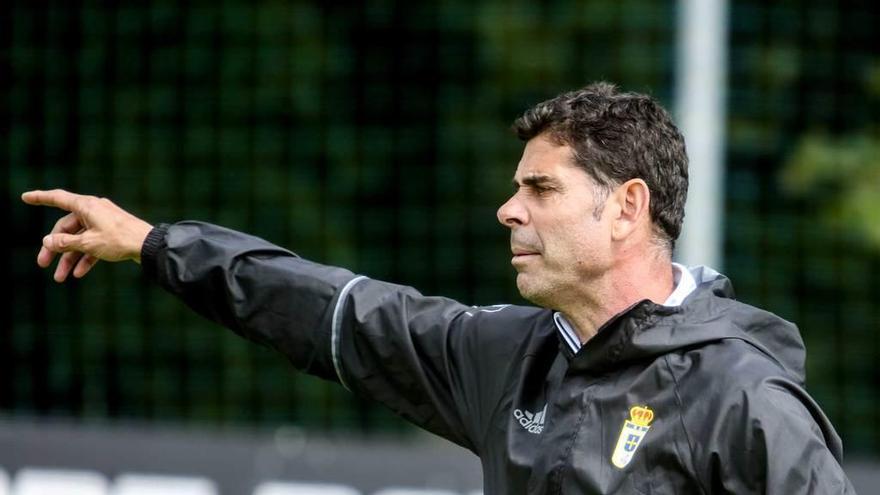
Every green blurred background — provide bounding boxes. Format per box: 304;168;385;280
4;0;879;456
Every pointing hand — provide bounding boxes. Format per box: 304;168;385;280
21;189;154;282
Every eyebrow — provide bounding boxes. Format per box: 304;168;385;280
512;174;562;190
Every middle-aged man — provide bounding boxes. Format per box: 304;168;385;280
22;83;855;493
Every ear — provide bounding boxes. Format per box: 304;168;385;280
611;179;651;241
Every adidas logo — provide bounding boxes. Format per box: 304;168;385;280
513;404;547;434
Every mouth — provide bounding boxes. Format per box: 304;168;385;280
511;249;540;264
511;245;540;255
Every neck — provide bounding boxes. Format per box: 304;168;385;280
559;249;675;345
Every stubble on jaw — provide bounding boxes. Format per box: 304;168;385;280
513;262;568;309
514;246;613;312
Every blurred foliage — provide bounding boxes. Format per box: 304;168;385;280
781;63;880;248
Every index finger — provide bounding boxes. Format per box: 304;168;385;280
21;189;84;212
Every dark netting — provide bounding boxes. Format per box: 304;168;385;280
5;0;878;454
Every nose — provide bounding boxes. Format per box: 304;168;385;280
497;194;527;228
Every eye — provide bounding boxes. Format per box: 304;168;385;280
531;185;552;196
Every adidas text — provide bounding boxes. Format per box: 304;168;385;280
513;405;547;434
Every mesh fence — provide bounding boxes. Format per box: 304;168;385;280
725;0;880;453
5;0;878;453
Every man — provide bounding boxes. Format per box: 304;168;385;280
23;83;854;493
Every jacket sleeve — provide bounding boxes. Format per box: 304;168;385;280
333;275;540;454
141;221;536;453
699;376;855;494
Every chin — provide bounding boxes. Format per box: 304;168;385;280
516;275;555;308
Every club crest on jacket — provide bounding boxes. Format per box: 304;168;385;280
611;405;654;468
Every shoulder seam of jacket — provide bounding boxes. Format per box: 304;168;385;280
331;275;369;391
663;353;711;495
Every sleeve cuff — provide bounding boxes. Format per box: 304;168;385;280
140;223;170;280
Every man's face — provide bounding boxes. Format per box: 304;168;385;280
497;135;614;307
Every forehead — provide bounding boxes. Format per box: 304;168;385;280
514;135;588;183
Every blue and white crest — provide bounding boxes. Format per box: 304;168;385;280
611;405;654;469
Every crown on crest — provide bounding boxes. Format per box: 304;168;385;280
629;406;654;426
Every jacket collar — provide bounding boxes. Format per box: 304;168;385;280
550;267;805;384
554;263;699;355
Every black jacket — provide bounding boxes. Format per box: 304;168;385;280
142;221;855;494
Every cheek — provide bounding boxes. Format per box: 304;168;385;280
555;220;606;261
534;204;606;258
543;225;583;259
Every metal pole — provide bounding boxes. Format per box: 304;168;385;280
675;0;729;269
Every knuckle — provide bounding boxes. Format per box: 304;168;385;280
77;196;97;212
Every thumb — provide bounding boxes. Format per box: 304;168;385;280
43;232;85;253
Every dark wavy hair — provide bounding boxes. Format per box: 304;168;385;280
512;82;689;250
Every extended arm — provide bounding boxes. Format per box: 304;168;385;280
23;189;533;453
